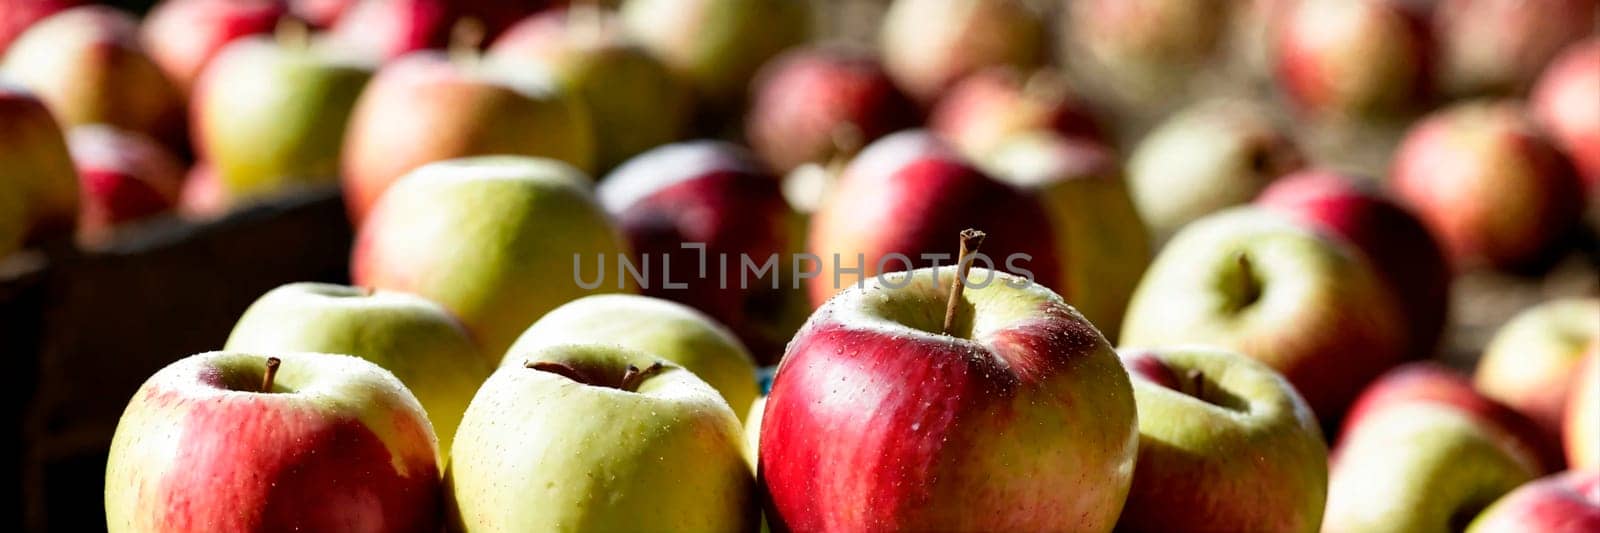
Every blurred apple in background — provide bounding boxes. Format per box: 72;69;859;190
448;344;753;531
1432;0;1597;97
1475;298;1600;445
0;84;79;241
1391;100;1586;271
105;351;442;532
1126;99;1302;240
291;0;356;28
1064;0;1229;104
225;282;493;459
488;7;691;172
505;293;760;421
192;31;373;205
327;0;545;61
1468;469;1600;532
1120;207;1408;421
340;50;592;223
1257;170;1452;360
1568;345;1600;469
761;267;1138;531
140;0;288;95
352;156;629;358
176;161;229;219
598;141;805;364
1115;348;1326;533
1272;0;1433;123
621;0;810;113
1531;39;1600;192
0;0;79;53
66;125;183;241
745;45;918;174
879;0;1044;104
928;66;1102;160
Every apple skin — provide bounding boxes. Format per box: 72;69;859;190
1391;100;1586;271
446;344;754;531
761;266;1138;531
1433;0;1597;97
0;84;79;240
879;0;1045;104
504;293;760;423
928;66;1102;160
176;161;230;219
745;46;919;174
104;351;442;532
743;395;765;467
1567;345;1600;469
1475;298;1600;446
1126;99;1303;240
66;125;184;239
139;0;288;95
1257;169;1452;360
1115;347;1327;533
488;8;692;172
291;0;357;28
0;0;79;53
0;6;185;146
1469;469;1600;533
352;156;630;360
224;282;493;460
1532;39;1600;191
326;0;546;61
621;0;811;107
805;130;1061;308
340;50;593;223
598;141;807;364
1064;0;1229;98
1272;0;1433;122
1120;207;1408;421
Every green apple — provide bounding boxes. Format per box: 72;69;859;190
224;282;493;458
447;344;754;531
1474;297;1600;444
0;83;78;240
1116;347;1327;532
192;34;373;203
620;0;811;107
352;156;632;359
504;293;757;421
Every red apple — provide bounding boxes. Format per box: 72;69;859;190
1257;169;1451;360
928;66;1102;160
326;0;545;61
1531;39;1600;192
140;0;288;95
745;46;919;174
1433;0;1597;96
291;0;357;28
0;83;79;240
0;0;79;53
1468;470;1600;532
1272;0;1433;122
66;125;183;240
879;0;1045;103
1391;100;1586;271
1476;298;1600;446
1567;345;1600;470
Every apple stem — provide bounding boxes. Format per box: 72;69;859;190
618;361;666;392
275;17;308;50
260;357;282;393
942;229;986;336
1186;369;1205;400
449;17;486;66
527;361;593;384
1233;252;1261;308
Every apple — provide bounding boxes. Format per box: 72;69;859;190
879;0;1045;104
743;395;764;467
1120;207;1408;420
1257;169;1452;360
1272;0;1433;122
1064;0;1230;101
291;0;356;28
352;156;630;359
597;141;807;364
487;7;692;172
1469;470;1600;532
192;31;374;204
176;161;229;219
620;0;811;108
0;0;79;53
66;125;184;240
744;45;919;174
1433;0;1597;96
0;83;79;240
1475;298;1600;445
139;0;288;95
1391;100;1586;271
760;265;1139;530
326;0;544;61
1567;345;1600;469
1531;38;1600;191
928;66;1102;160
1;6;185;146
1125;99;1303;240
340;50;593;223
447;344;754;531
224;282;493;459
1115;347;1327;533
504;293;760;422
104;351;442;531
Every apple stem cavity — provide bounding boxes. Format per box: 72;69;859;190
260;357;282;393
527;361;594;384
1186;369;1205;400
449;18;487;66
943;229;987;336
1231;252;1263;311
527;360;666;392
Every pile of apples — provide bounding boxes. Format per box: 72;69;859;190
0;0;1595;531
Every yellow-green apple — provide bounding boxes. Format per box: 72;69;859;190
104;351;442;532
139;0;288;95
1;6;184;145
977;133;1147;339
488;7;691;172
928;66;1102;160
745;45;919;174
1392;101;1586;271
192;32;373;204
225;282;493;459
806;131;1061;308
743;395;764;467
598;141;807;364
1120;207;1408;420
326;0;545;61
340;50;592;223
1064;0;1229;101
620;0;811;107
1567;345;1600;469
1257;169;1452;360
1475;298;1600;445
504;293;759;421
1126;99;1302;239
352;156;629;359
1469;470;1600;532
1115;347;1327;533
1432;0;1597;96
1272;0;1433;122
760;266;1138;531
0;0;79;53
879;0;1045;104
66;125;183;240
1532;39;1600;191
0;83;79;240
447;344;753;531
